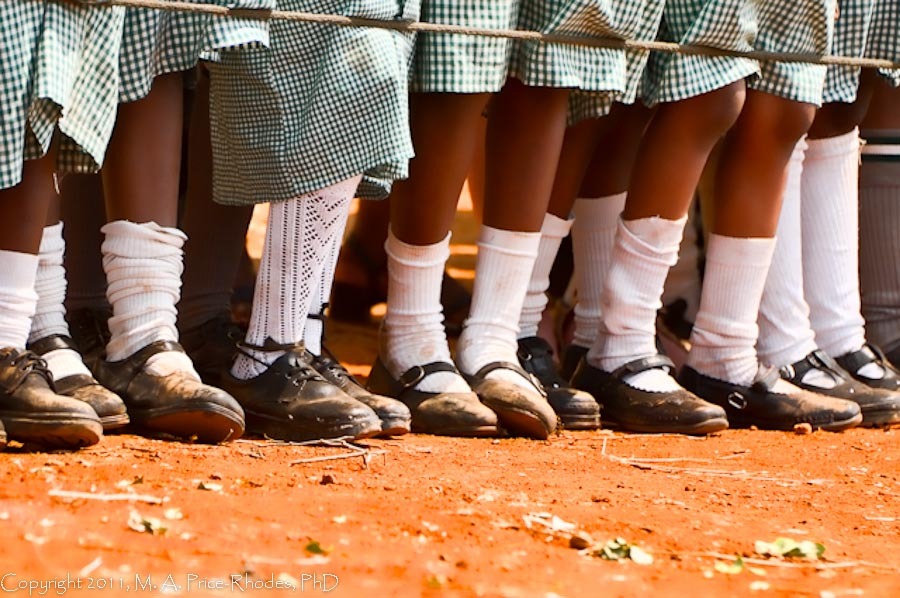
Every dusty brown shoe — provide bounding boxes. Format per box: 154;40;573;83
221;342;382;442
96;340;245;443
0;348;103;448
310;348;411;437
464;361;559;440
28;335;129;431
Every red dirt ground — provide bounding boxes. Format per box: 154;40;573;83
2;203;899;597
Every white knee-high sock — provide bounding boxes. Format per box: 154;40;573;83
518;213;572;339
801;129;867;358
0;250;39;350
859;145;900;354
589;216;685;369
304;203;351;357
457;226;541;391
29;223;92;379
661;205;702;323
382;230;470;393
687;234;776;385
102;220;197;378
757;140;819;369
232;177;359;380
571;193;627;349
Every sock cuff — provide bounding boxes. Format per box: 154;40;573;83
385;229;451;267
0;250;40;287
572;192;627;227
478;225;540;257
705;234;775;268
101;220;187;258
806;128;860;160
541;213;574;239
620;215;687;254
39;222;65;256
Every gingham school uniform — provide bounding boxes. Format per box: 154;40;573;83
118;0;272;103
643;0;760;105
867;0;900;87
567;0;665;124
748;0;836;106
413;1;657;95
0;1;124;190
208;0;420;205
822;0;875;104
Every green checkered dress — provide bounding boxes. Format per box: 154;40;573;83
411;1;517;93
867;0;900;87
119;1;272;103
567;0;665;124
0;1;124;191
208;0;420;205
643;0;760;105
823;0;875;104
748;0;836;106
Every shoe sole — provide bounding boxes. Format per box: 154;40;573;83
603;416;729;436
412;424;500;438
377;418;412;438
100;413;130;432
0;414;103;449
490;407;554;440
860;408;900;427
559;413;601;431
132;403;244;444
245;410;381;442
726;412;863;432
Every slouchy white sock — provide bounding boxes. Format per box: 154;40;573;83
0;250;39;350
518;213;572;339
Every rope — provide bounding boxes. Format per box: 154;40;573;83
88;0;900;70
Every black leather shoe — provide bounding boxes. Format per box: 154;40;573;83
0;348;103;448
887;345;900;370
560;344;588;380
571;355;727;434
97;340;245;443
781;350;900;427
679;365;862;431
367;358;499;437
221;344;381;441
179;315;243;387
517;337;599;430
310;349;410;436
66;307;111;374
835;344;900;392
464;361;558;439
28;335;129;431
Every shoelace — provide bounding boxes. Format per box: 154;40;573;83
0;349;53;386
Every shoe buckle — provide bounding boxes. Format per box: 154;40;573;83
727;392;748;410
399;365;426;389
781;364;795;380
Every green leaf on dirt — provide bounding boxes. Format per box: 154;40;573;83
127;510;167;535
305;540;330;556
425;575;445;589
754;538;824;560
714;556;745;575
591;538;654;565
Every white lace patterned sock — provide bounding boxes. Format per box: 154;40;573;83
588;216;686;392
0;250;39;349
382;230;470;393
102;220;198;379
304;204;350;357
802;130;868;362
687;234;776;385
859;134;900;356
29;223;92;380
757;140;821;382
457;226;541;392
232;177;359;380
518;213;572;339
571;193;627;349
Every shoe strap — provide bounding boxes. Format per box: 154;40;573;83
468;361;546;397
610;354;675;380
750;365;782;392
238;337;304;354
397;361;460;390
27;334;79;356
783;350;847;383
